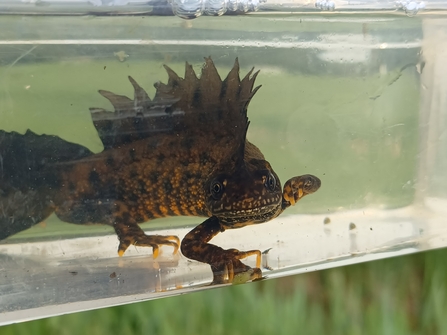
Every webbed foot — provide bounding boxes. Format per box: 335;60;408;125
209;249;263;285
114;221;180;258
282;174;321;208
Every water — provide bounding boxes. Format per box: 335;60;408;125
1;9;447;324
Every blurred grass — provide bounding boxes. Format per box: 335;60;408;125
3;248;447;335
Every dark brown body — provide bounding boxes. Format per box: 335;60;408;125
0;58;320;284
55;131;215;223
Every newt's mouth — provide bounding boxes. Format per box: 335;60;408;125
218;203;282;227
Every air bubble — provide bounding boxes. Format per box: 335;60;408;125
204;0;227;15
169;0;263;18
171;0;205;19
227;0;238;11
405;1;418;15
238;0;249;13
248;0;260;11
395;0;425;16
315;0;335;11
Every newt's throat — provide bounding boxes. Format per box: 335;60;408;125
217;203;282;227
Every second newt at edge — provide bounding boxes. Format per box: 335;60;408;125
0;57;321;284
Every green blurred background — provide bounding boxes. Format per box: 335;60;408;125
3;248;447;335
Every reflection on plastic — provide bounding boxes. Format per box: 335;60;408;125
169;0;261;18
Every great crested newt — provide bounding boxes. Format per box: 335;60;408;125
0;58;321;284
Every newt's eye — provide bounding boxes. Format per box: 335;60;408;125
210;180;224;200
265;173;276;192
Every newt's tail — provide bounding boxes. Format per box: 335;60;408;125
0;130;93;240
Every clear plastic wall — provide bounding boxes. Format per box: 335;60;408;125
1;0;447;325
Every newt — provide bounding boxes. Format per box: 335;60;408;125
0;58;320;284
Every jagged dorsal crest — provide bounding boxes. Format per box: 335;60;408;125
90;57;261;151
155;57;260;114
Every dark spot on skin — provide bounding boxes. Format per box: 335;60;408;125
183;188;191;198
184;171;195;180
200;153;209;164
43;173;61;189
129;148;136;161
134;213;145;223
147;140;158;151
220;83;227;99
122;212;131;222
138;179;146;193
198;113;208;125
0;188;10;197
62;199;101;224
217;109;223;120
171;78;180;88
129;170;138;179
192;89;201;107
166;207;177;216
157;153;165;163
163;180;173;193
128;193;139;203
95;121;112;134
68;182;76;191
89;170;101;186
106;156;115;167
149;173;158;184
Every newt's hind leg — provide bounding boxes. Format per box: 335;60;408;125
112;202;179;258
113;220;180;258
55;199;180;258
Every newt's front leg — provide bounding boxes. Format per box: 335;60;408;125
181;216;263;285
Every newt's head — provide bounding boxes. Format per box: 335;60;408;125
205;139;321;227
205;158;283;227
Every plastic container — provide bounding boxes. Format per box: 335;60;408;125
1;0;447;325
